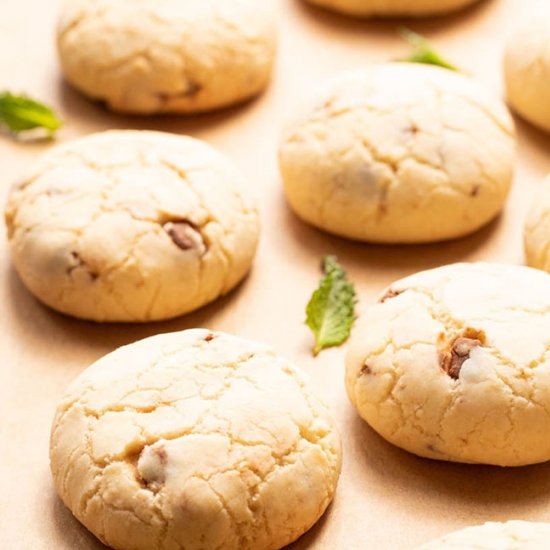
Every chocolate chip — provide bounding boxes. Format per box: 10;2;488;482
204;333;215;343
379;288;405;303
184;81;202;97
439;330;486;380
152;445;168;467
360;364;372;376
131;445;167;493
404;123;420;136
158;81;202;102
165;221;201;251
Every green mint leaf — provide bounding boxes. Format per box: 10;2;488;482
399;29;458;72
305;255;357;356
0;92;62;137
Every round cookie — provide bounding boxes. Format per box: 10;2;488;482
345;262;550;467
303;0;482;18
5;130;259;322
525;176;550;273
57;0;277;114
504;15;550;132
279;63;515;244
50;329;342;550
417;521;550;549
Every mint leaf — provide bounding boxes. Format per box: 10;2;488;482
305;256;357;356
0;92;62;137
399;29;458;72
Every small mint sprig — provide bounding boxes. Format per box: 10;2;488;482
306;256;357;356
0;92;62;139
399;29;459;72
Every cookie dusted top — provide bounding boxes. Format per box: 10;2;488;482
279;63;515;244
50;330;342;550
346;263;550;466
5;131;259;322
57;0;277;114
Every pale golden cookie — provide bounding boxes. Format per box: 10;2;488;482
504;13;550;132
417;521;550;549
524;176;550;273
279;63;515;244
57;0;277;114
5;130;259;322
346;263;550;466
50;330;342;550
304;0;482;18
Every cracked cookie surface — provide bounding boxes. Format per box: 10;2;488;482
49;329;342;550
57;0;277;114
416;521;550;549
525;177;550;274
303;0;482;17
346;263;550;466
504;12;550;132
5;130;259;322
279;63;515;243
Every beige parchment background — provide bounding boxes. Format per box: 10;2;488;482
1;0;550;548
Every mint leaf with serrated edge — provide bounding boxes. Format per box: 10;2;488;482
0;92;62;137
399;29;458;72
305;256;357;356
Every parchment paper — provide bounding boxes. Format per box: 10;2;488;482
2;0;550;548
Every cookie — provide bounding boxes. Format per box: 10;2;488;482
279;63;515;244
524;177;550;273
5;130;259;322
504;15;550;132
50;329;342;550
345;262;550;466
417;521;550;549
57;0;277;114
303;0;482;18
